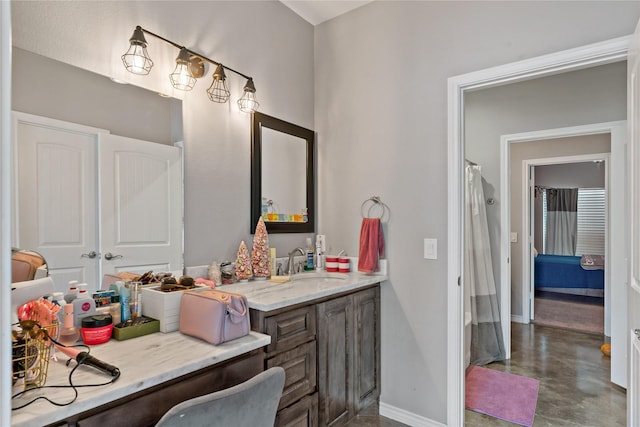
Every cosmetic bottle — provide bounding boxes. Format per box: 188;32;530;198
110;295;121;326
58;304;80;346
73;287;97;327
120;285;131;323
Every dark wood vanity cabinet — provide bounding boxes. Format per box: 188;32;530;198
317;286;381;426
251;284;380;427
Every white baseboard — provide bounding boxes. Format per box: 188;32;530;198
379;401;446;427
511;314;527;324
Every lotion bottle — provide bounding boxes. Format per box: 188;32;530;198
73;287;96;327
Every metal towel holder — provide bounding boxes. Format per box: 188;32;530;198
361;196;390;222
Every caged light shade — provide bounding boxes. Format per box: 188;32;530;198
121;26;154;75
207;64;231;103
169;48;197;91
237;78;259;113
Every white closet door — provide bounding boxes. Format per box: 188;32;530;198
628;17;640;427
14;114;100;291
100;134;183;277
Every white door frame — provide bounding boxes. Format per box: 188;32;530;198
447;36;631;426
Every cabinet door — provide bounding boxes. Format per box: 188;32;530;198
317;295;354;426
352;287;380;412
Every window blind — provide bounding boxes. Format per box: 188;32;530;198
575;188;606;256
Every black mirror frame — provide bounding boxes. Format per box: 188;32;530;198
251;112;315;233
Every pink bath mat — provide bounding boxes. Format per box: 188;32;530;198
466;365;539;427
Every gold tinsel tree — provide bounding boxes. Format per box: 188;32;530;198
235;240;253;281
251;217;270;279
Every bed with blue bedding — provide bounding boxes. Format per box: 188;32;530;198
534;254;604;297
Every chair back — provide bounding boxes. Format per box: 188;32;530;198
155;367;285;427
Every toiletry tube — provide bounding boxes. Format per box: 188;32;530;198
338;257;350;273
326;256;339;272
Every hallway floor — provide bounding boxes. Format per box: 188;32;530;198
347;323;624;426
465;323;625;426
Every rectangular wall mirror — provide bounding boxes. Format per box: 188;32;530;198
251;112;315;233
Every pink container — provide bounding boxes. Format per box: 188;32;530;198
338;257;350;273
325;256;339;272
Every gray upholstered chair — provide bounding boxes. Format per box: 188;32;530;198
155;367;285;427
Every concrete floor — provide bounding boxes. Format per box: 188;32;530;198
466;323;624;426
348;323;625;426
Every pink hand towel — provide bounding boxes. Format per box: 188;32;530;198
358;218;385;273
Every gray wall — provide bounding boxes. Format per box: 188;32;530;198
9;0;640;425
12;48;181;145
315;1;638;423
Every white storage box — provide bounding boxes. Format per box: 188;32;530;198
141;285;207;332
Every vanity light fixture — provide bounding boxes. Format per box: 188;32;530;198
238;78;260;113
207;64;231;103
169;48;197;91
122;25;259;112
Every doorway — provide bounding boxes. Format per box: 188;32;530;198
446;36;631;426
499;123;627;390
528;158;607;336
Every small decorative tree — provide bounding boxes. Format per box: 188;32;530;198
251;217;270;279
235;240;253;281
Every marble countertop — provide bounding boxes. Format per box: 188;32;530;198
11;331;270;427
11;265;386;425
220;269;388;312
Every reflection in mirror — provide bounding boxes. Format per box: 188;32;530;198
12;48;184;292
11;248;48;284
251;112;315;233
261;128;307;216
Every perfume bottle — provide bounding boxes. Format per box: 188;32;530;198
57;303;80;346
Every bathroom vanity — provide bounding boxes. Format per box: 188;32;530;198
11;271;385;427
223;271;385;426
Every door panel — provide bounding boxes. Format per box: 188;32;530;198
100;134;182;276
15;118;99;292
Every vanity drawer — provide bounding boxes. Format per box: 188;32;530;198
275;393;319;427
268;340;317;410
266;305;316;353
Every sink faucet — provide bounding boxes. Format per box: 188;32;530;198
287;247;305;275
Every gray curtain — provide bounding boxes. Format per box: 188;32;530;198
464;164;506;366
546;188;578;256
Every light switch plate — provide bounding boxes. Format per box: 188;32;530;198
510;232;518;243
424;238;437;260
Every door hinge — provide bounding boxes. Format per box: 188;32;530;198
458;276;461;287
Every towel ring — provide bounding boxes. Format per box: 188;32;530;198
361;196;390;222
